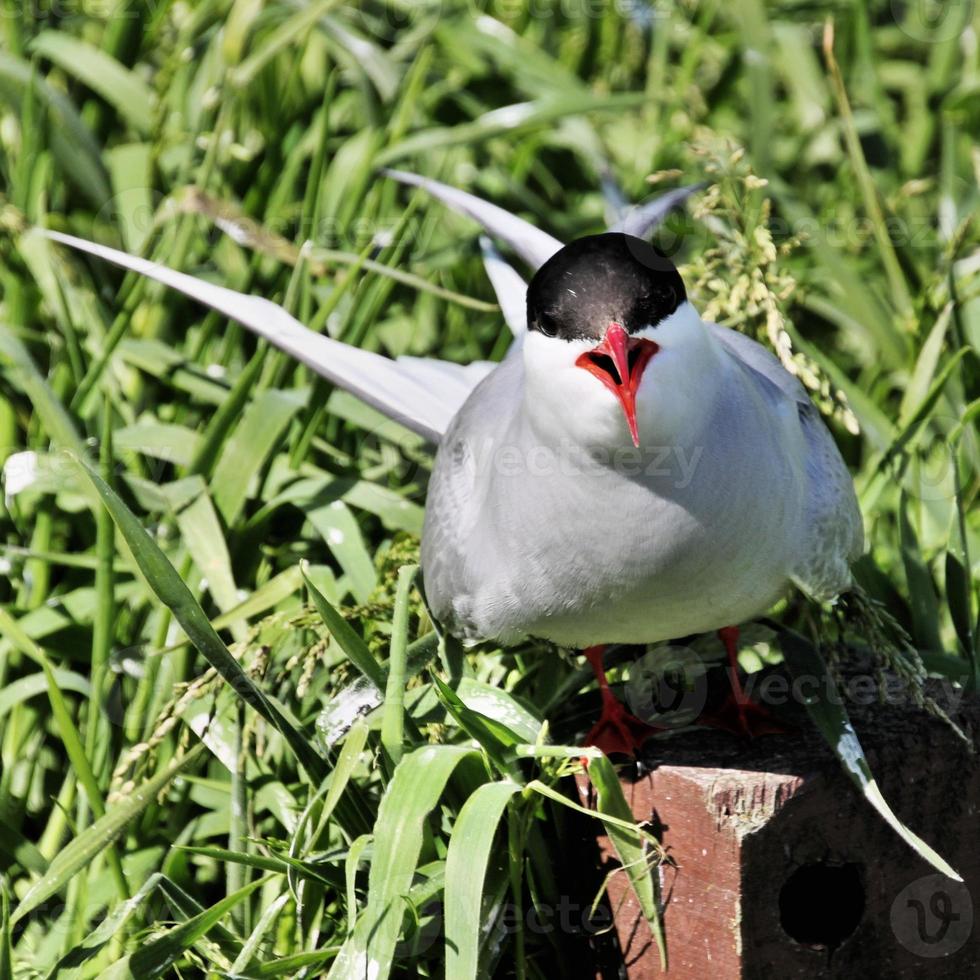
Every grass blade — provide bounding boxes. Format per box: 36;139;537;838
100;876;268;980
187;344;267;478
45;873;165;980
0;51;110;204
884;347;973;463
292;719;370;884
302;563;385;691
444;780;521;978
329;745;481;980
12;744;204;924
303;499;377;604
231;0;345;87
0;606;127;900
169;479;242;633
86;398;116;780
0;323;86;455
899;492;943;653
178;846;343;890
822;20;913;319
229;891;291;974
29;31;154;132
73;456;327;782
0;884;11;980
211;389;304;525
380;564;418;766
587;755;667;969
779;626;961;880
431;674;519;778
0;818;47;876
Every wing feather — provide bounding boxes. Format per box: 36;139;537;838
711;323;863;599
42;230;481;443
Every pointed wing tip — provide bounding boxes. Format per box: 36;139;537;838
36;227;144;266
611;183;707;238
381;168;422;185
36;227;71;244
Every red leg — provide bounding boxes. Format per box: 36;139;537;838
582;645;663;758
697;626;789;737
720;625;747;718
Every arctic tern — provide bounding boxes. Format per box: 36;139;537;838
43;171;863;756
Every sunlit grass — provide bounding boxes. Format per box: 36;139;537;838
0;1;977;976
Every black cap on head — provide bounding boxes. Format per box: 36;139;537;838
526;233;686;341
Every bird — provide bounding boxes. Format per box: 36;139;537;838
42;171;864;757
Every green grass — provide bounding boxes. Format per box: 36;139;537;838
0;1;977;976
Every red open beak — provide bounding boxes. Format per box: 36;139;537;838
575;323;659;447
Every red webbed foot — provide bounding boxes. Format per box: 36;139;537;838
697;626;793;738
582;645;664;758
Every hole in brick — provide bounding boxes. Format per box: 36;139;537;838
779;862;864;948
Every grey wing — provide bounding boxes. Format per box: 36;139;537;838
790;400;864;600
394;356;495;424
43;230;494;444
710;323;863;600
420;347;526;641
708;321;809;404
421;407;480;628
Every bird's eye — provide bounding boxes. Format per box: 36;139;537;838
537;315;558;338
634;285;675;325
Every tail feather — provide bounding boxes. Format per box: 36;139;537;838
479;235;527;337
598;164;632;226
383;169;562;270
608;184;705;239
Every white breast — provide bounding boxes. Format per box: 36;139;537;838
423;332;812;648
